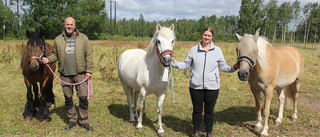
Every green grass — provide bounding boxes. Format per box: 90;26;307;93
0;40;319;136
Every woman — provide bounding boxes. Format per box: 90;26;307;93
173;27;238;137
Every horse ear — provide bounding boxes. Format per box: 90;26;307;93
254;28;261;42
235;33;242;41
26;30;32;38
169;24;174;31
156;23;161;31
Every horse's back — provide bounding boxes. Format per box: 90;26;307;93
118;49;146;88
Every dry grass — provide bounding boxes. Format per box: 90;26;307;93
0;40;319;136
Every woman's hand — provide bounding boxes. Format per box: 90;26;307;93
233;62;239;70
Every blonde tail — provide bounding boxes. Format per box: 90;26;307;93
284;85;295;110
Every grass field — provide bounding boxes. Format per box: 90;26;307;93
0;39;319;137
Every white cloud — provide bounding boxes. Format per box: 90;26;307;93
110;0;316;22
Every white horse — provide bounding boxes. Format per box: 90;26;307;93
118;24;175;136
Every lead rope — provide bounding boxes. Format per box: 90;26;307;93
46;64;93;99
168;61;175;103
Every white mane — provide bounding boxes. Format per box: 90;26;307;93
256;36;269;70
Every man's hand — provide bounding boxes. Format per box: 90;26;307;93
42;57;49;64
86;73;92;80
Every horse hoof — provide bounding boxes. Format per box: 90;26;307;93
24;116;34;121
136;127;144;131
274;121;280;126
49;104;55;109
292;117;298;122
254;126;262;132
41;120;49;124
260;134;268;137
157;132;165;137
47;102;55;109
35;107;40;112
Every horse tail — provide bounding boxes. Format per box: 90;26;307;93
284;84;295;110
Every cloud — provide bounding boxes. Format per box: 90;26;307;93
113;0;241;21
110;0;317;21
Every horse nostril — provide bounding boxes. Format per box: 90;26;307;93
161;56;170;63
29;64;39;71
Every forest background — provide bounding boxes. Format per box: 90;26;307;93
0;0;319;44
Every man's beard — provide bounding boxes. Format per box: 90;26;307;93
66;28;75;34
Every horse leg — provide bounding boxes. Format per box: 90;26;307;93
45;78;55;109
33;83;40;112
275;88;285;126
133;90;139;120
291;82;300;122
261;87;274;136
122;83;135;123
136;88;146;131
252;89;263;132
156;90;166;136
23;77;35;121
38;82;51;123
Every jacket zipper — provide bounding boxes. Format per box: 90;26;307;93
203;52;207;89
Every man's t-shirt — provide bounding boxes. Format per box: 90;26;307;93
62;34;77;76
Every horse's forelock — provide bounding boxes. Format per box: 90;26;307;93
157;27;175;40
28;33;43;47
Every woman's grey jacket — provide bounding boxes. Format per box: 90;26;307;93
174;41;236;90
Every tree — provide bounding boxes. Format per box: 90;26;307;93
0;0;18;38
138;14;145;37
278;2;292;43
238;0;263;35
291;0;301;45
263;0;278;41
20;0;108;39
75;0;108;39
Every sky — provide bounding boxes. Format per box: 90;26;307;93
111;0;317;21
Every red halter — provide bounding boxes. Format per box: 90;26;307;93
156;42;173;58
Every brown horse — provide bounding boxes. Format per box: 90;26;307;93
21;30;56;123
235;28;304;136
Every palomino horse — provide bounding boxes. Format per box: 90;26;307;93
118;24;175;136
21;31;56;123
235;28;304;136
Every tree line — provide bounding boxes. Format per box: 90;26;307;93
0;0;319;44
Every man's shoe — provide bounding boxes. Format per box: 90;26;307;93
65;122;76;130
81;123;93;131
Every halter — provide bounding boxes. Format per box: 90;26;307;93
155;42;173;59
29;38;46;64
237;56;255;69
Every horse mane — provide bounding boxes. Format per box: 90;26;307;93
256;36;270;70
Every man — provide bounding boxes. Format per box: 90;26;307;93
42;17;94;131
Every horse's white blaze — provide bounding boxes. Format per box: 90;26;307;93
118;24;175;135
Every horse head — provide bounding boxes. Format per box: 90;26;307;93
235;28;260;81
153;23;175;67
26;30;46;72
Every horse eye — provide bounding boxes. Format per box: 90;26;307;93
157;40;160;44
172;40;175;44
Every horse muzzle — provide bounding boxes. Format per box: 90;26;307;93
238;68;249;81
28;58;40;72
29;63;40;72
160;54;172;67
